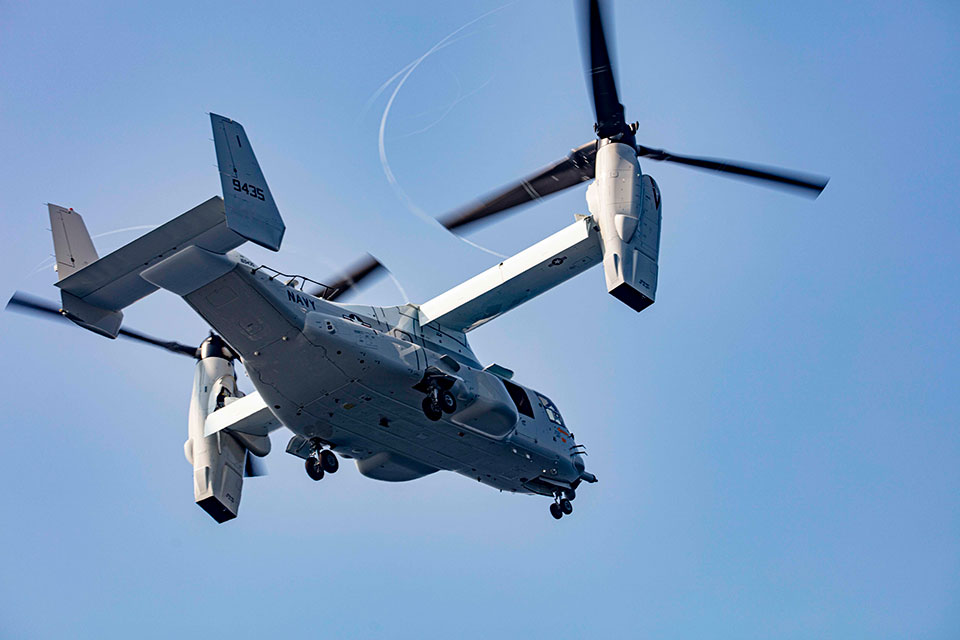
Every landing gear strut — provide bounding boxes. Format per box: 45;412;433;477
415;372;458;421
305;439;338;480
549;490;575;519
421;382;456;421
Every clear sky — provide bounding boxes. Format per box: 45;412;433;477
1;1;958;638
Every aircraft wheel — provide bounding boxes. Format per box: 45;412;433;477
320;449;339;474
440;390;457;414
560;498;573;515
562;488;576;501
305;456;324;481
549;502;563;520
422;396;442;421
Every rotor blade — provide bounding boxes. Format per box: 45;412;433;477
582;0;629;140
635;145;829;197
6;291;198;358
117;326;199;358
244;453;268;478
437;140;597;233
308;142;596;300
5;291;63;320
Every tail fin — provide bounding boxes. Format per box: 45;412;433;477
210;113;285;251
41;114;281;339
49;204;98;280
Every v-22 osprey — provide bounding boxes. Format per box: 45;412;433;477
9;1;827;522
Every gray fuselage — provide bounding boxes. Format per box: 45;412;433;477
180;251;589;496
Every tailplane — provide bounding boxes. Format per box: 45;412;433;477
44;113;284;339
51;197;245;338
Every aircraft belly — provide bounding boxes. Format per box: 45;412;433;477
301;382;472;471
281;357;549;491
288;379;531;491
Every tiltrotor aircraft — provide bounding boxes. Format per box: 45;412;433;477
7;1;827;522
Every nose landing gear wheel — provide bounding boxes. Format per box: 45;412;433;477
440;390;457;414
320;449;339;473
422;396;443;421
560;498;573;515
549;502;563;519
305;456;324;481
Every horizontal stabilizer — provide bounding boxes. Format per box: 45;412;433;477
211;113;285;251
54;196;245;337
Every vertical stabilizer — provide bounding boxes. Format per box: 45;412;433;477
210;113;285;251
48;204;98;280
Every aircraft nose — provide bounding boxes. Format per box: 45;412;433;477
573;454;585;473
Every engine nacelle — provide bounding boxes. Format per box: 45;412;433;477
185;351;247;523
587;141;662;312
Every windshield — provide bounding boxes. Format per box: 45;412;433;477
536;393;564;427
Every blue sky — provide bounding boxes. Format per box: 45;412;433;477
1;1;958;637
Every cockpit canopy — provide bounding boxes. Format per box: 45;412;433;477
536;393;564;427
501;379;566;428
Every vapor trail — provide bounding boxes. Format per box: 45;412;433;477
386;271;410;303
390;74;492;141
358;36;469;123
377;5;513;260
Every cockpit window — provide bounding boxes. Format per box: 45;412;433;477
502;380;534;418
537;394;564;426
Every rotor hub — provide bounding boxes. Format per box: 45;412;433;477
199;334;235;361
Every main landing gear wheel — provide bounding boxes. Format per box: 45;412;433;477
440;390;457;414
305;456;324;481
549;489;575;519
422;396;443;421
320;449;339;473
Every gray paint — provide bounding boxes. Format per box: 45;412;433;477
40;114;639;521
